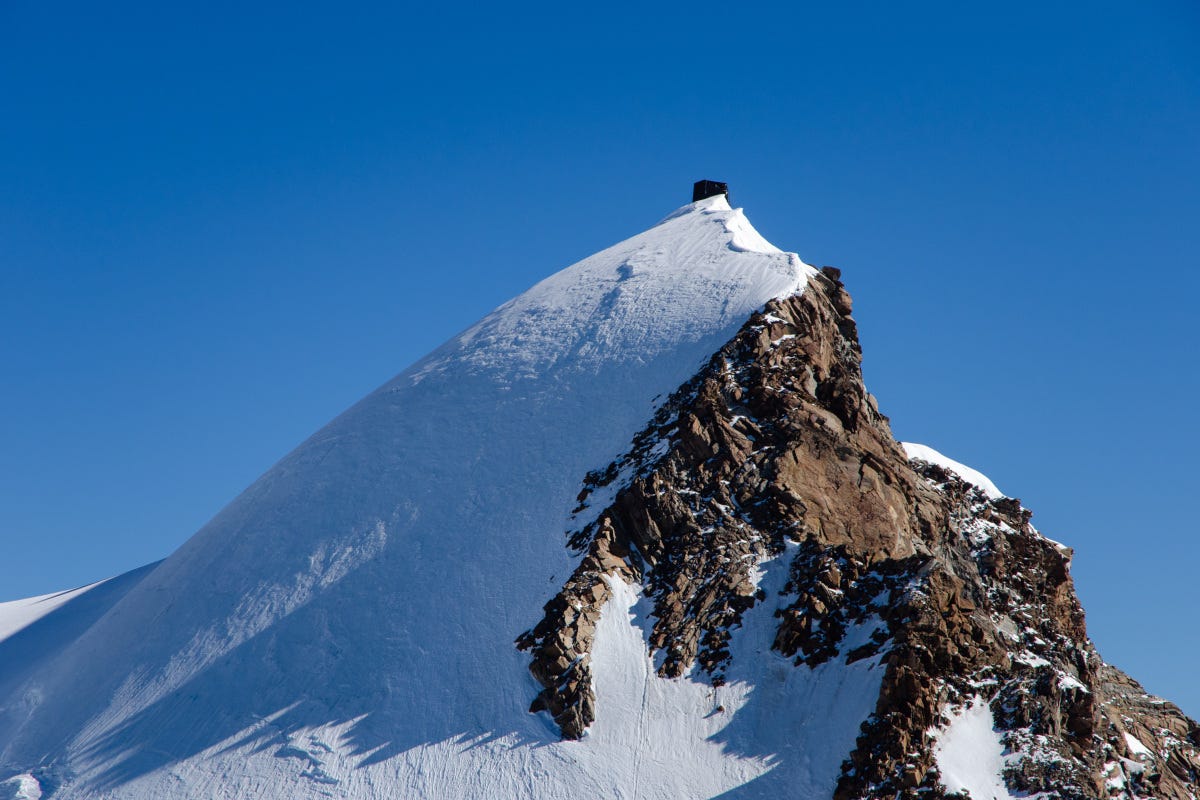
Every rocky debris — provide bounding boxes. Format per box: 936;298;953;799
519;266;922;735
771;541;916;668
838;447;1199;800
1091;663;1200;798
843;463;1095;799
518;267;1200;798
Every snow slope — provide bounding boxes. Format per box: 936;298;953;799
931;699;1018;800
0;196;857;798
0;583;109;644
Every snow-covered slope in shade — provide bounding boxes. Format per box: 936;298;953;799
902;441;1004;499
0;565;159;729
0;196;822;798
0;583;108;644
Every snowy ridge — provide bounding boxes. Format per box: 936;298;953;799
416;194;806;382
0;196;818;798
931;699;1020;800
901;441;1004;499
0;581;109;644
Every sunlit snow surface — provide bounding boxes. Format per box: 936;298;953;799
931;699;1018;800
0;197;888;799
901;442;1004;499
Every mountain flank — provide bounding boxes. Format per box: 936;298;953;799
1;192;1194;799
520;264;1200;799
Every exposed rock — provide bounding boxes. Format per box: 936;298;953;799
517;268;1200;797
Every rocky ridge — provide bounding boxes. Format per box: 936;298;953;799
518;267;1200;798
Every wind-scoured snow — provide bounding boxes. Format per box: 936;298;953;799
902;442;1004;499
0;773;41;800
0;196;821;798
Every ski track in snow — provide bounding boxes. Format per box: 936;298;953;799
0;196;874;799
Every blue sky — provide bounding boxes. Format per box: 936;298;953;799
2;2;1197;716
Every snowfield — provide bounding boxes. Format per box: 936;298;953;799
0;196;900;799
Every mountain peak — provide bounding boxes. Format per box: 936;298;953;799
0;199;816;798
2;196;1196;800
419;194;808;383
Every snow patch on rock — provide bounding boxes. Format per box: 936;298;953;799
902;442;1004;499
931;698;1017;800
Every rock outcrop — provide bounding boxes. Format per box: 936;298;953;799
518;266;1200;798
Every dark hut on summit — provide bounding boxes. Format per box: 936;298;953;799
692;180;728;203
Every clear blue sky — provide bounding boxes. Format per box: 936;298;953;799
2;2;1197;716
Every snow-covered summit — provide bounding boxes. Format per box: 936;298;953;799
5;193;1198;800
415;193;807;382
0;196;814;799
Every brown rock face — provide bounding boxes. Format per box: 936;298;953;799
516;268;1200;798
